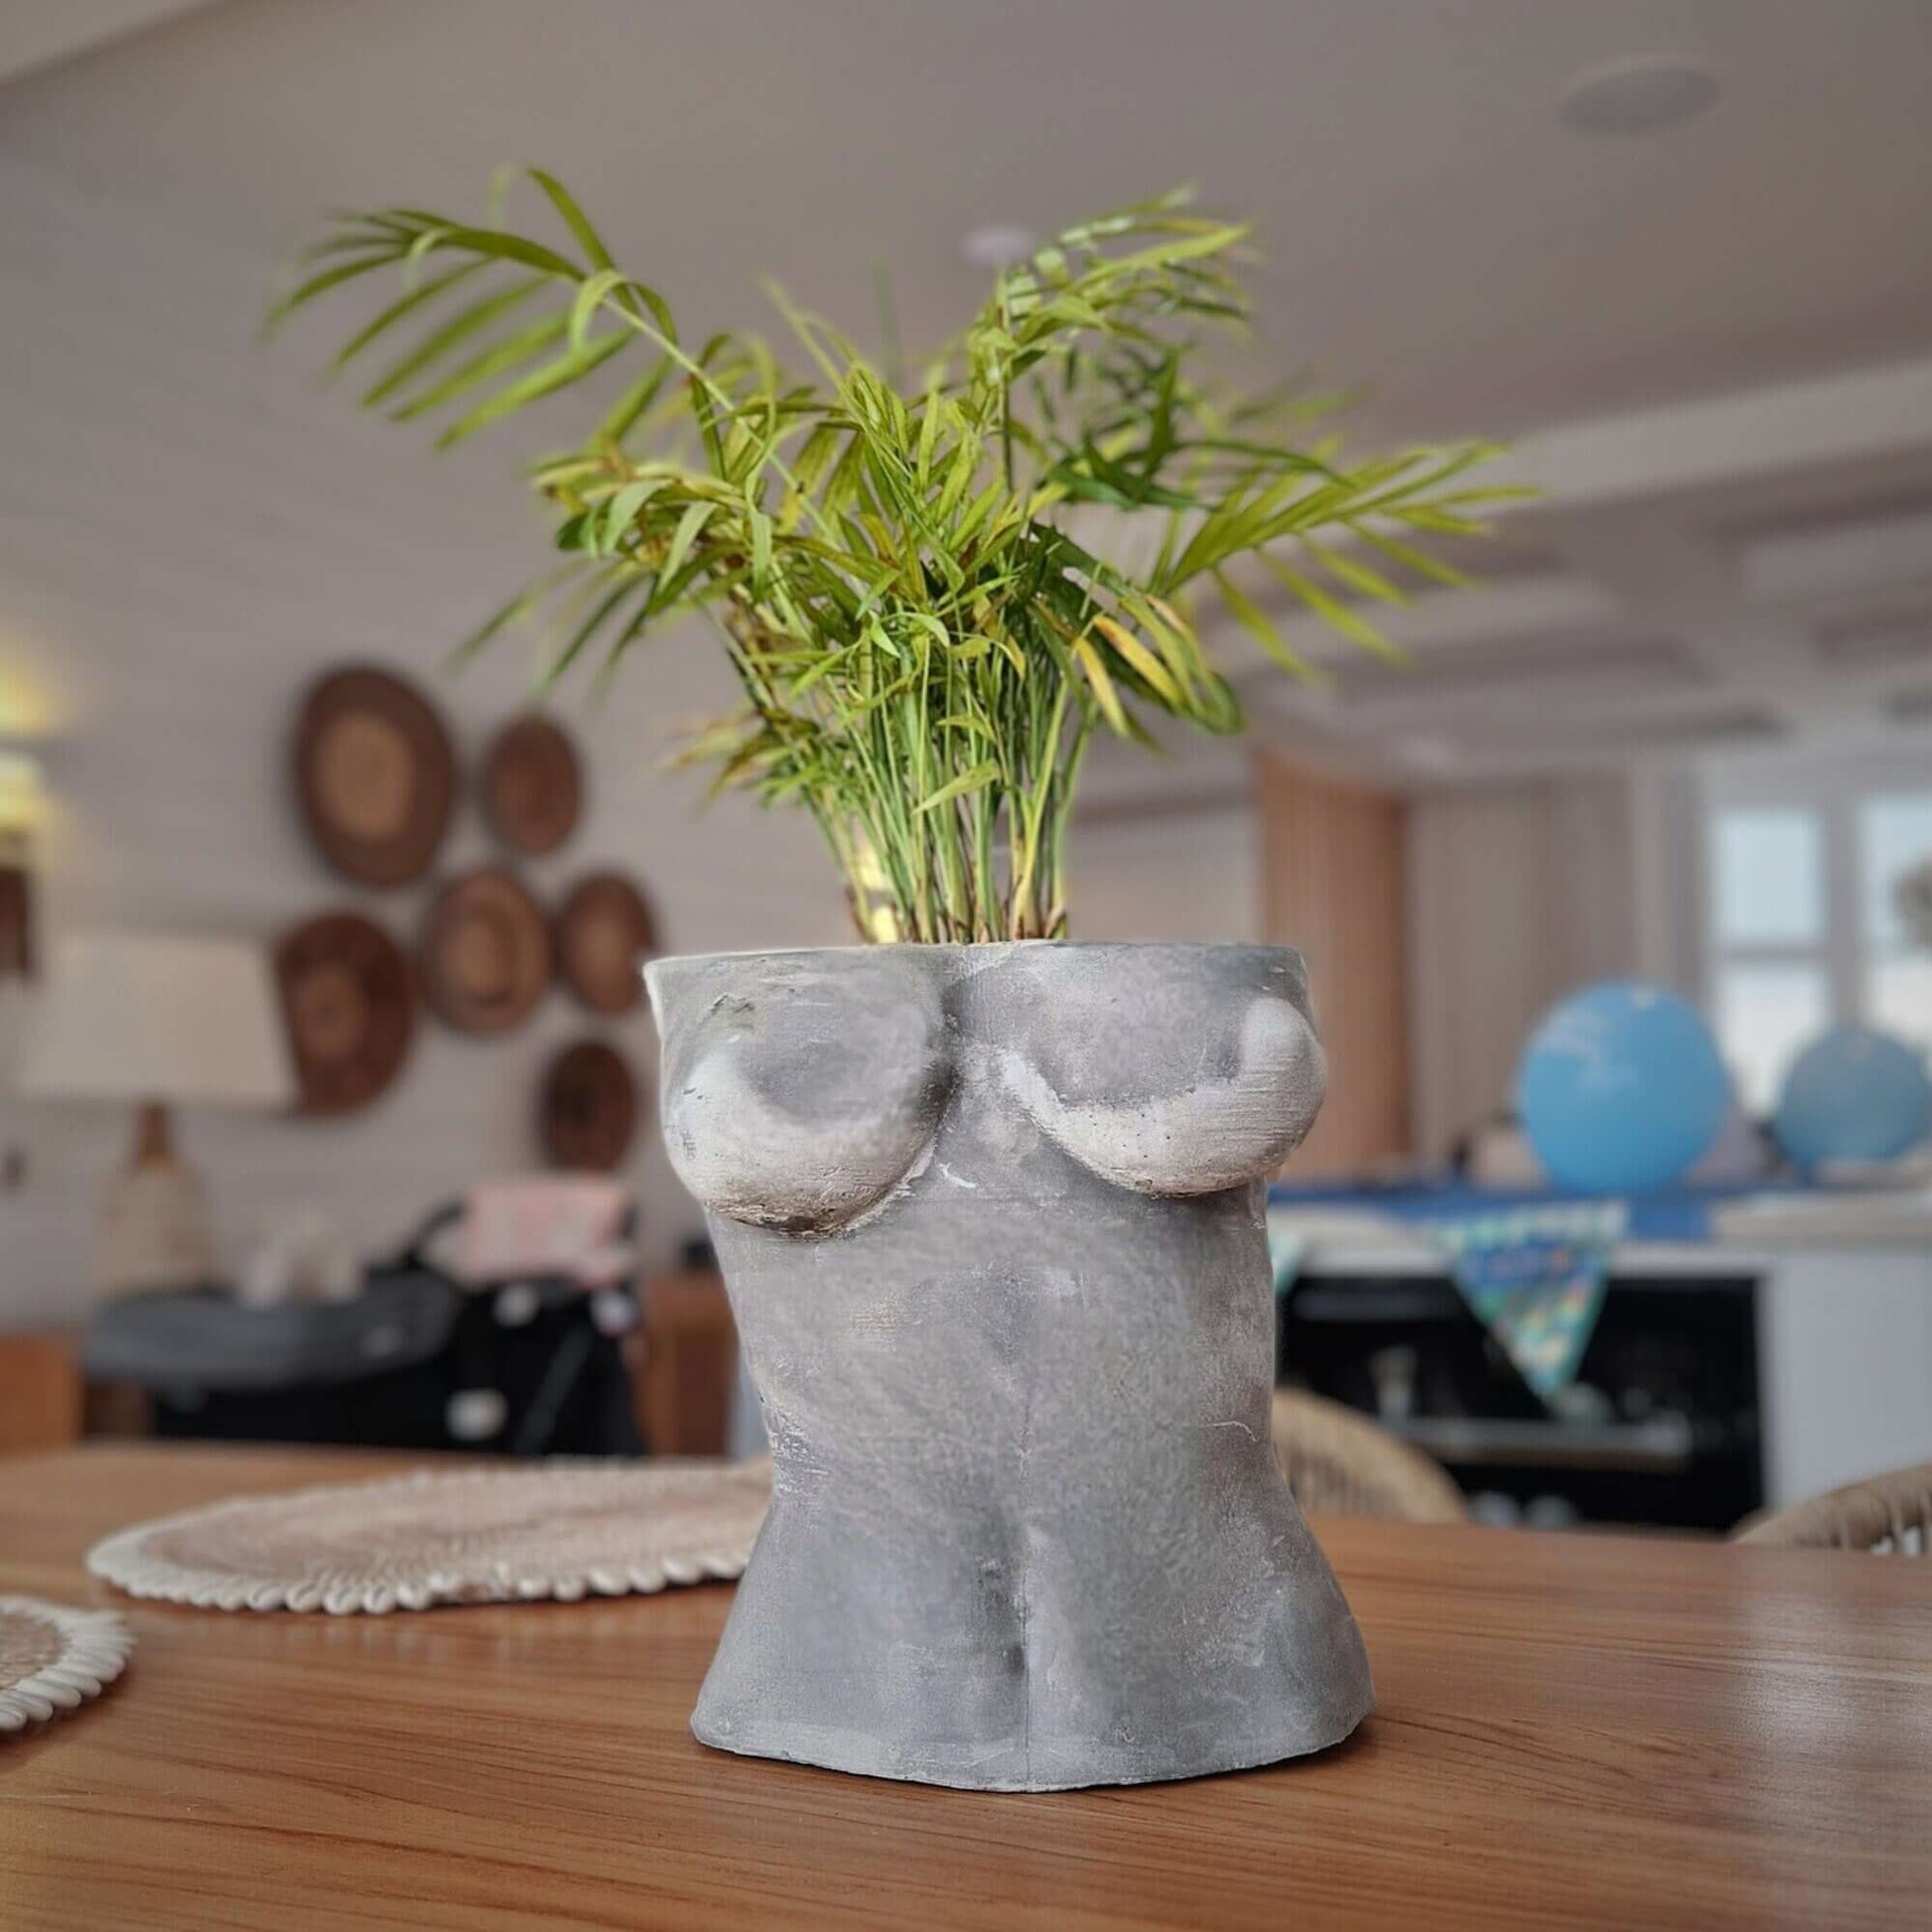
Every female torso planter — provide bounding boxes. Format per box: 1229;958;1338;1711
649;941;1372;1791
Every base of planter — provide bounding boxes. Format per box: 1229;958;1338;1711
690;1701;1369;1793
689;1485;1373;1791
687;1332;1375;1792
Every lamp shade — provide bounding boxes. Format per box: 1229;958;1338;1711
20;931;295;1109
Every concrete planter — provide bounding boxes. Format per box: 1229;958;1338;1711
647;941;1372;1790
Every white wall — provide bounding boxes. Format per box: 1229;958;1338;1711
1760;1249;1932;1506
0;157;846;1329
1064;802;1259;945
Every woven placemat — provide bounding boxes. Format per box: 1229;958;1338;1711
0;1596;133;1733
86;1460;770;1615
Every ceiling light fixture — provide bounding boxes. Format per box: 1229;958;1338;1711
1559;56;1720;138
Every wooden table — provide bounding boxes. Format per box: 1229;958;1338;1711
3;1447;1927;1930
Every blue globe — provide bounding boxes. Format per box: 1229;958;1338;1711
1516;980;1731;1193
1773;1025;1932;1172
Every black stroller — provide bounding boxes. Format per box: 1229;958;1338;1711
84;1178;644;1457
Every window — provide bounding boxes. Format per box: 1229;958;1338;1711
1714;808;1823;947
1862;793;1932;1057
1708;807;1830;1110
1712;959;1830;1112
1704;770;1932;1112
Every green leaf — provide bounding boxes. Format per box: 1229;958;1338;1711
527;168;616;270
568;268;629;352
389;316;568;421
599;481;657;553
412;224;586;280
1072;635;1129;733
1256;554;1401;662
662;500;718;582
595;353;676;446
443;586;536;671
1299;535;1410;606
543;577;637;685
914;760;1001;814
1212;568;1327;683
264;247;401;331
1091;615;1179;704
437;329;627;445
360;277;549;406
328;260;487;371
749;507;774;595
1348;525;1471;591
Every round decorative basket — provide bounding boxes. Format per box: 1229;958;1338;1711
419;867;553;1036
87;1461;769;1615
275;909;418;1115
291;665;457;888
481;714;584;857
555;872;657;1016
0;1596;133;1733
539;1037;639;1172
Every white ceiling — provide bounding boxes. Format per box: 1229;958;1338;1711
3;0;1931;785
0;0;204;89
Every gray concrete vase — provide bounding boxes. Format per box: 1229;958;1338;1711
647;940;1373;1790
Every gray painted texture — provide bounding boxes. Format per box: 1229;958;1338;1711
647;941;1373;1790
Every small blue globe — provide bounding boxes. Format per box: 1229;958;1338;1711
1773;1025;1931;1172
1516;980;1731;1193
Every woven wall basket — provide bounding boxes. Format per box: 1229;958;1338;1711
86;1461;770;1615
0;1596;134;1733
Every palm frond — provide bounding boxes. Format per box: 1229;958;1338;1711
275;171;1516;941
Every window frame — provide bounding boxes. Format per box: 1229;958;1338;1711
1699;748;1932;1109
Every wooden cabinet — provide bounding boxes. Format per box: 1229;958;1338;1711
633;1270;739;1456
0;1333;81;1453
1257;754;1412;1174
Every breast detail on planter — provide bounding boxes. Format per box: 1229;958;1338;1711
985;946;1328;1195
656;950;951;1233
649;941;1373;1792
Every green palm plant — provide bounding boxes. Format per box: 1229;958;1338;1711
273;173;1513;941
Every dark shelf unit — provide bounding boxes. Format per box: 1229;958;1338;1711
1279;1267;1763;1532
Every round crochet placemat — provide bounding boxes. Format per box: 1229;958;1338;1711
0;1596;133;1733
86;1461;770;1615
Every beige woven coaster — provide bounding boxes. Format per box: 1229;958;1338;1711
86;1460;771;1615
0;1596;134;1732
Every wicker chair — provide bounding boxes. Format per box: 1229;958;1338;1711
1269;1387;1466;1524
1734;1462;1932;1555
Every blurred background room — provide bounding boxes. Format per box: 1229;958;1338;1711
1;0;1929;1540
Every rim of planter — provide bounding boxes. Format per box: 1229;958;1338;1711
644;938;1308;971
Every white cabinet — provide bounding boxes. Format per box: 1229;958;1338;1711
1759;1248;1932;1506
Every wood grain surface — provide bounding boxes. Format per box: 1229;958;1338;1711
2;1445;1927;1931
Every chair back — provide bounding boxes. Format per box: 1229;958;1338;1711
1271;1387;1466;1523
1736;1464;1932;1554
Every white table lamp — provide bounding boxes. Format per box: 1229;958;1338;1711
20;931;296;1296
